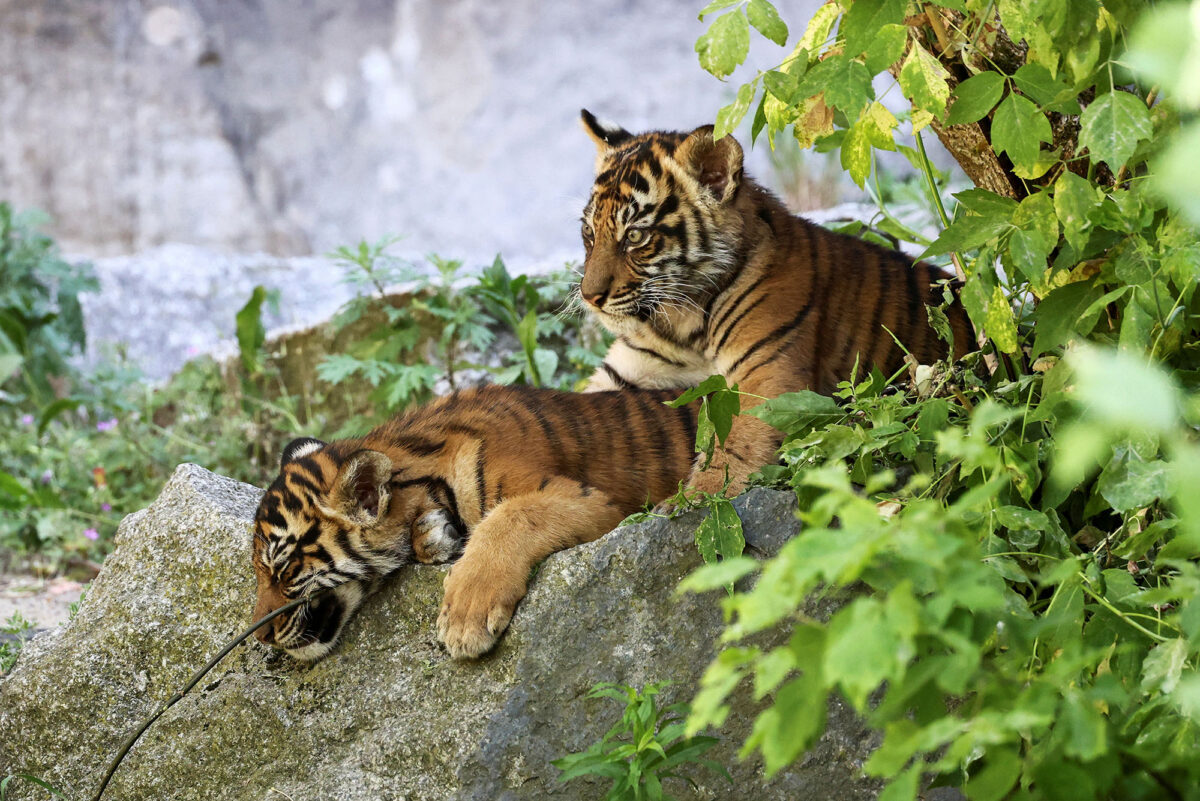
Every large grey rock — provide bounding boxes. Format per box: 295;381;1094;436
0;464;878;800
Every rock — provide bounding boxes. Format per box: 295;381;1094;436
0;464;879;800
0;0;796;261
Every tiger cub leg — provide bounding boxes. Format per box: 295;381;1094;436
688;414;783;498
411;509;463;565
437;478;626;659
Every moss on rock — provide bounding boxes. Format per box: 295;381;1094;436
0;464;878;800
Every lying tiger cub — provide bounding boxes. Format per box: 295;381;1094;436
251;384;696;661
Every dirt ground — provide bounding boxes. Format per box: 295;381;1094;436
0;573;85;630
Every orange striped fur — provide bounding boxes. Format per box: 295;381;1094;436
577;110;973;497
252;384;696;661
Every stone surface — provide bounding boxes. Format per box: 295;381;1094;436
0;0;820;262
0;464;880;800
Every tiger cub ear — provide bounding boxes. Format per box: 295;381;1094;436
674;125;744;205
280;437;326;468
580;109;633;156
331;449;392;526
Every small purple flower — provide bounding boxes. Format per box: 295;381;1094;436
83;528;99;541
101;503;112;512
19;414;34;426
40;469;53;484
96;418;118;432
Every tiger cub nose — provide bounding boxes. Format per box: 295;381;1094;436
582;289;609;308
254;618;278;645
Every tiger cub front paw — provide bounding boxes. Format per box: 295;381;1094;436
411;509;462;564
436;554;526;659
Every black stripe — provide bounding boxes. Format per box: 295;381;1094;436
510;392;567;463
298;520;322;547
654;193;679;223
620;337;686;368
602;362;634;389
442;422;485;438
475;441;488;518
691;205;709;255
727;300;816;376
395;436;445;457
262;507;287;531
713;294;768;352
708;274;767;339
905;262;929;360
628;171;650;194
538;476;550;491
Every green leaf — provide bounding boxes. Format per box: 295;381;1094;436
1053;171;1100;251
1079;91;1153;170
1098;451;1169;512
963;746;1022;801
678;556;760;593
0;353;21;383
840;0;906;57
746;0;788;46
697;0;742;20
747;390;842;435
1127;2;1200;106
1070;347;1181;435
801;54;874;117
715;82;757;140
1008;191;1059;283
696;10;751;79
763;70;801;104
984;284;1018;354
862;23;908;75
695;498;746;571
1013;63;1079;112
1143;638;1190;694
920;211;1010;259
1031;279;1102;357
878;764;921;801
995;505;1049;531
667;374;729;406
1151;122;1200;228
1060;692;1108;761
945;72;1006;125
991;93;1052;174
798;1;841;53
235;285;268;374
898;41;952;119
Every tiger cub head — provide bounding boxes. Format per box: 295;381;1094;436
251;436;459;662
578;109;746;330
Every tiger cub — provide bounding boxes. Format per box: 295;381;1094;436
577;110;973;497
251;384;696;661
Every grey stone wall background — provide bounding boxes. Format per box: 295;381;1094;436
1;0;826;265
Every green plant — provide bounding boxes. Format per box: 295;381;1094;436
0;610;34;674
553;682;729;800
317;239;607;420
0;203;97;408
666;1;1200;797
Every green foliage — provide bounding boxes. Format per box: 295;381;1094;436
0;611;34;674
317;240;603;420
678;1;1200;797
553;682;729;800
0;203;98;407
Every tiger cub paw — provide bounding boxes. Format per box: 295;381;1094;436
436;555;526;659
412;509;462;564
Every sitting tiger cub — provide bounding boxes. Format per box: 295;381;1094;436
251;384;696;661
577;110;974;498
